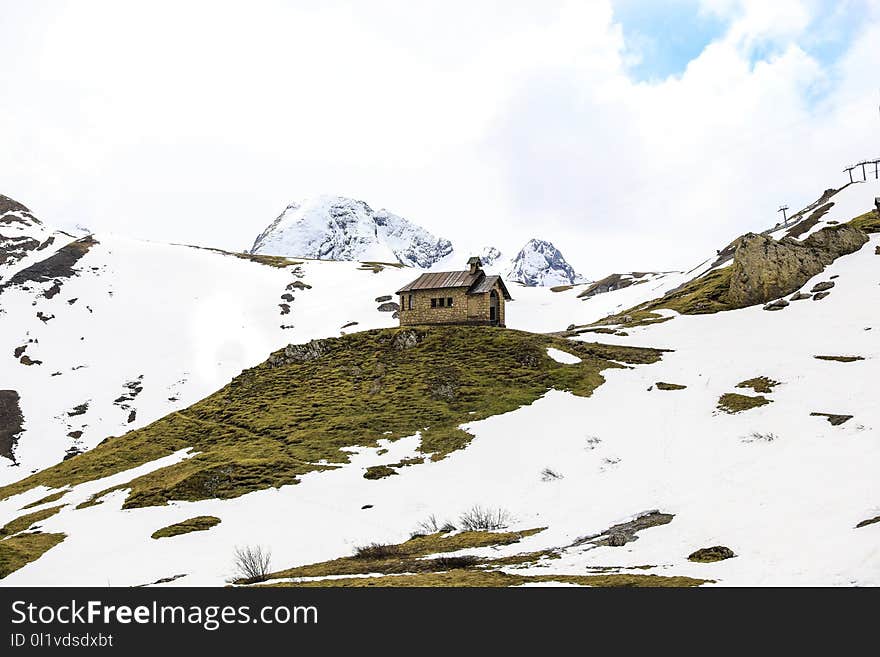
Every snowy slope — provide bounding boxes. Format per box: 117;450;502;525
0;229;417;483
506;239;583;286
249;195;453;268
1;228;876;587
0;181;878;588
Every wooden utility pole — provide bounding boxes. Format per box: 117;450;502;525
857;160;869;181
778;205;789;224
844;165;856;183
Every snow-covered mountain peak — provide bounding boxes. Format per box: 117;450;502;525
506;238;583;286
249;195;453;268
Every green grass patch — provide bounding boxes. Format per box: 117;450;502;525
259;529;545;582
363;465;397;480
645;267;734;315
151;516;221;539
849;210;880;234
21;489;68;509
0;532;66;579
717;393;772;414
0;327;664;509
0;505;64;537
736;376;780;393
259;570;706;587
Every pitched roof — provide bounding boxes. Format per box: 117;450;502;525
396;270;481;293
470;274;513;300
396;270;514;300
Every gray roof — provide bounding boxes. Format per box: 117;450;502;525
396;270;513;300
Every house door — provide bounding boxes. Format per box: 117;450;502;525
489;290;498;323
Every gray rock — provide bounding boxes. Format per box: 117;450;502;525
790;292;811;301
377;302;399;312
375;295;392;303
810;281;835;293
763;299;789;311
812;291;830;300
390;330;422;350
268;339;333;367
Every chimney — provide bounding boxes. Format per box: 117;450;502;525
467;256;482;275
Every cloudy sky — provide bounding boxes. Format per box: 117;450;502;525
1;0;878;276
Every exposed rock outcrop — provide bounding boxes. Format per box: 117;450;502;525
726;224;867;308
688;546;735;562
268;338;334;367
0;390;24;461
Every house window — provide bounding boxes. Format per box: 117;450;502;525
439;297;446;307
431;298;437;308
447;297;453;307
408;294;413;310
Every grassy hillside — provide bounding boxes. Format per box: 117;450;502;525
0;326;663;509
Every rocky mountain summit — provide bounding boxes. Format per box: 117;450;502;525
506;238;582;286
249;195;453;268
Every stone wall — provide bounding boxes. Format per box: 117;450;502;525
399;288;469;325
399;281;506;326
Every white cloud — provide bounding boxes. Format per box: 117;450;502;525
0;0;877;277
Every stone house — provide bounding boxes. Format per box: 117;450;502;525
396;257;513;327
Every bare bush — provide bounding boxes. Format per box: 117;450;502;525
458;505;512;531
541;467;563;481
742;431;778;443
234;545;272;583
414;514;457;536
354;542;403;560
430;555;480;570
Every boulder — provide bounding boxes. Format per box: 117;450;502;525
688;546;735;563
763;299;789;311
375;295;392;303
726;224;867;308
790;292;811;301
377;302;400;312
810;281;835;293
812;292;830;300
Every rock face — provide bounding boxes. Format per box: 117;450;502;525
0;389;24;461
249;195;453;268
0;194;58;280
726;225;868;308
507;239;581;287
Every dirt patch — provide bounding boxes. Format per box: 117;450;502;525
1;236;98;294
785;202;833;239
0;390;24;461
856;515;880;529
810;412;853;426
67;402;89;417
655;382;687;391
